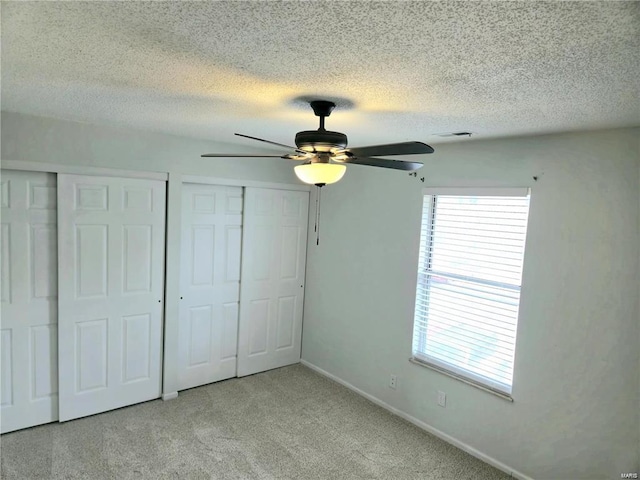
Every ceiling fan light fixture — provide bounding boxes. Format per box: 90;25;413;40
294;163;346;186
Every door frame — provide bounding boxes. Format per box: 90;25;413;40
1;161;168;182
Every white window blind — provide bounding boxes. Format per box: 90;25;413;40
412;191;530;395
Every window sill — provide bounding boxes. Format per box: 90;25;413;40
408;357;514;402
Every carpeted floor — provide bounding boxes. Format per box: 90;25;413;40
1;364;509;479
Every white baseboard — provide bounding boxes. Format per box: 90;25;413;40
300;359;533;480
162;392;178;401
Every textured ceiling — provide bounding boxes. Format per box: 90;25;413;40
1;1;639;150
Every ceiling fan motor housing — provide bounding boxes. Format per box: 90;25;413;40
295;130;348;152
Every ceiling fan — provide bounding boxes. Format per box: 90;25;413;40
202;100;434;186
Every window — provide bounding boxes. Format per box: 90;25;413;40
412;188;530;396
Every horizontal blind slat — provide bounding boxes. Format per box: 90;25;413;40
426;237;527;251
418;305;518;339
433;229;527;241
426;246;526;263
434;218;529;229
430;253;524;275
418;273;521;297
420;287;521;317
420;329;516;361
423;281;521;305
417;344;515;377
415;299;519;331
418;328;516;360
418;305;516;340
418;271;521;292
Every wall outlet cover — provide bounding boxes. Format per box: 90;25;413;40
437;390;446;407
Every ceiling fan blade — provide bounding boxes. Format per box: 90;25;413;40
335;156;423;171
235;133;308;155
345;141;434;157
201;153;291;158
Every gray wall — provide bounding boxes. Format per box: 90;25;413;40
301;128;640;479
1;111;298;183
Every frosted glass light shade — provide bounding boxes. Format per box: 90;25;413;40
294;163;346;185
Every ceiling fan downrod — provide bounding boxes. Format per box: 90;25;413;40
309;100;336;131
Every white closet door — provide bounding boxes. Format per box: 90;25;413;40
57;174;166;422
1;171;58;433
237;188;308;377
178;184;242;391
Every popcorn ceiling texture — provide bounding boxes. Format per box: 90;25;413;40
1;1;639;148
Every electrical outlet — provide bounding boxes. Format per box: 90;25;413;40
437;390;446;407
389;374;397;389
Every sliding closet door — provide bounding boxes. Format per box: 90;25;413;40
1;171;58;433
237;188;309;377
177;184;242;391
57;174;166;422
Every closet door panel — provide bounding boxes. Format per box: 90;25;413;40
237;188;308;377
57;174;165;422
177;184;242;391
1;171;58;433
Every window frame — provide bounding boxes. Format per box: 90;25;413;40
410;187;531;400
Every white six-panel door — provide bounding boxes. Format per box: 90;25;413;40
57;174;166;422
1;171;58;433
178;184;243;391
237;188;309;377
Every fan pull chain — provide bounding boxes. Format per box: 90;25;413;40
315;185;322;245
314;186;318;235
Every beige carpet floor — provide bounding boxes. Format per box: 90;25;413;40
1;364;509;479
